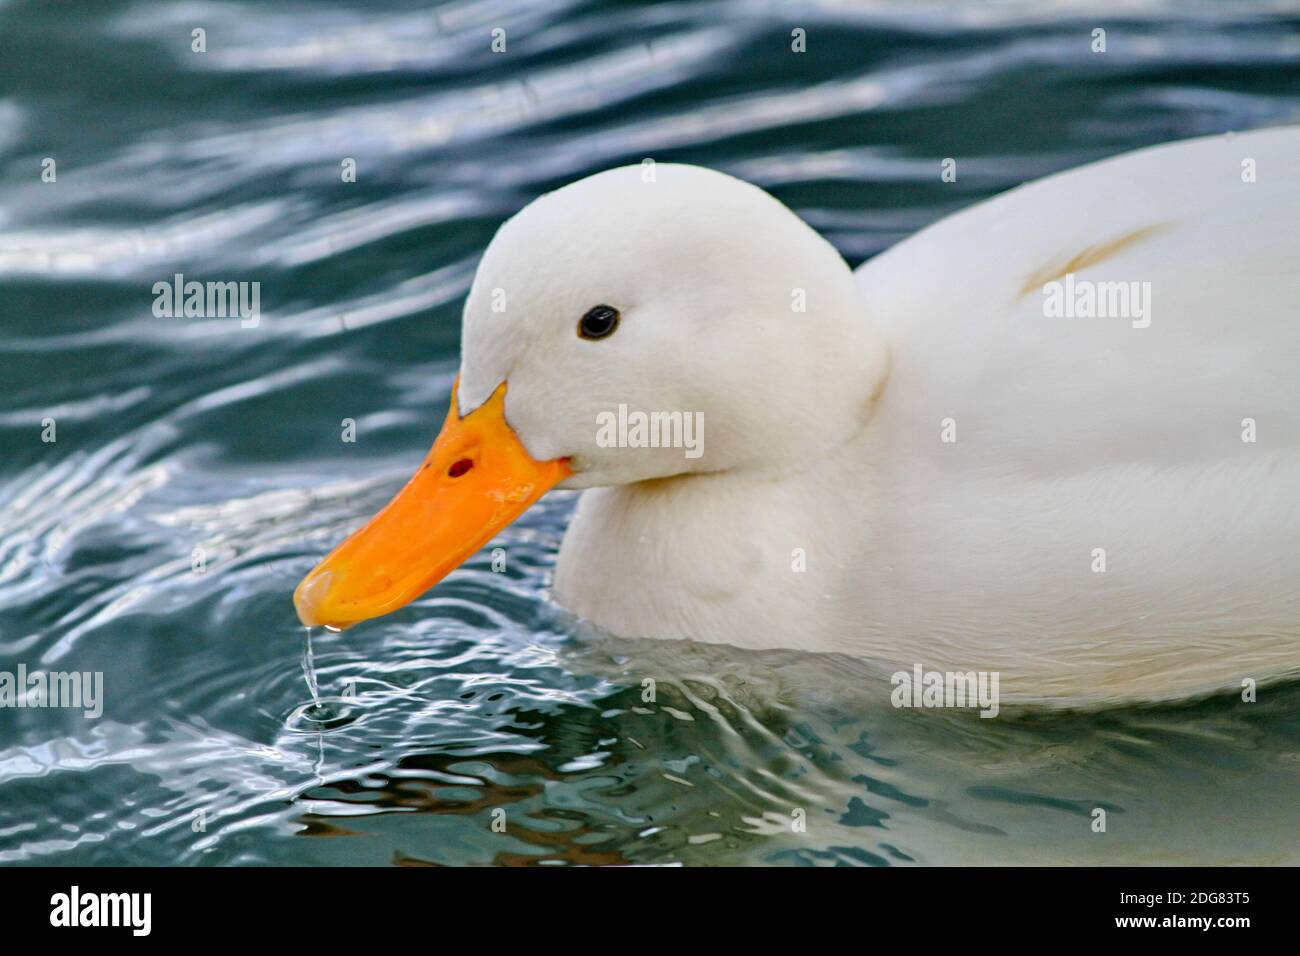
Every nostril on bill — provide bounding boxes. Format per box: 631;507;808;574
447;458;474;478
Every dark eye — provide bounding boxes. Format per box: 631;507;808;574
578;304;620;340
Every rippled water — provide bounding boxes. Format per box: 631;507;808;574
2;0;1299;866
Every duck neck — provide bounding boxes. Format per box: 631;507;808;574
552;303;890;647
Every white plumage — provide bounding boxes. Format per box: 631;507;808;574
453;127;1300;705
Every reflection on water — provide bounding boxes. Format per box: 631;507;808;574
1;0;1299;865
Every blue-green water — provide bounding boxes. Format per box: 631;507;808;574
2;0;1298;865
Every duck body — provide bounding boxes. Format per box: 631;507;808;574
297;127;1300;706
555;128;1300;704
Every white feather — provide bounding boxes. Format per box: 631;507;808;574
460;129;1300;705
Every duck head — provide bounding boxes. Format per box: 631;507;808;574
293;163;885;629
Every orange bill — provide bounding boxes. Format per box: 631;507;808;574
293;381;571;629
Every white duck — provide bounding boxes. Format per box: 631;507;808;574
296;126;1300;705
